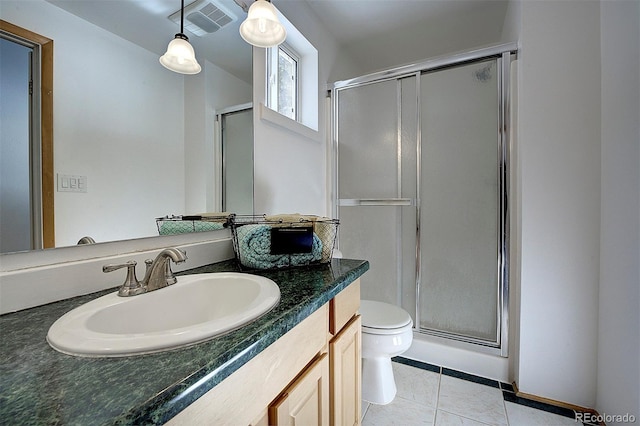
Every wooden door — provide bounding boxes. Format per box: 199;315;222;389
270;353;329;426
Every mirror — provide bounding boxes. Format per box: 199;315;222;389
0;0;253;253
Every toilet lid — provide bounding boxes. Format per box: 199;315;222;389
360;300;413;330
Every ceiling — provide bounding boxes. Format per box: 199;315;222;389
299;0;509;74
304;0;503;45
47;0;253;81
46;0;509;83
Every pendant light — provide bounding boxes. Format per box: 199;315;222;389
239;0;286;48
160;0;202;74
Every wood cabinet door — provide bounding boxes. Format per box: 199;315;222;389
270;353;330;426
330;315;362;426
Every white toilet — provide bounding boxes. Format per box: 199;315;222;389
360;299;413;405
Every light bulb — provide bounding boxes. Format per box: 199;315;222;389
239;0;286;48
159;35;201;75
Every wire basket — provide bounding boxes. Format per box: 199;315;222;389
156;214;231;236
229;214;339;270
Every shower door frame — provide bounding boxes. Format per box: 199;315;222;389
330;43;517;357
216;102;254;214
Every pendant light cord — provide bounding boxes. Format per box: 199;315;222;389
160;0;201;73
180;0;185;35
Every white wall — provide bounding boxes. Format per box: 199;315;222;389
251;1;358;216
598;0;640;421
206;61;252;212
515;1;640;415
183;61;251;215
3;1;252;247
2;1;185;246
517;0;602;408
500;0;521;46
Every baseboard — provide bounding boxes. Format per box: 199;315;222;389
511;382;605;425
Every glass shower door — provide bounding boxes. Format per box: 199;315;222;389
221;107;253;214
336;77;418;313
418;59;501;345
333;52;510;354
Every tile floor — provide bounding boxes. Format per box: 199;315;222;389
361;357;596;426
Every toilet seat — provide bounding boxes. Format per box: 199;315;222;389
360;300;413;335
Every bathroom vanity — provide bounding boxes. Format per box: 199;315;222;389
0;258;368;425
169;269;362;425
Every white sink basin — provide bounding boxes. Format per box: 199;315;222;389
47;273;280;357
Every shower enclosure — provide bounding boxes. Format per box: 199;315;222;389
330;44;516;355
217;103;254;215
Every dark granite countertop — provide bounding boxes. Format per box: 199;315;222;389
0;258;369;425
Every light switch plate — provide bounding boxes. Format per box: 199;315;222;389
57;174;87;193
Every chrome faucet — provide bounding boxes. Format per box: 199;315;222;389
77;236;96;245
103;247;187;297
141;247;188;292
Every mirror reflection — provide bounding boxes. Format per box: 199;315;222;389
0;0;254;254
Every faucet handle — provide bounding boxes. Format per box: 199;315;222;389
164;262;178;286
165;248;187;285
102;260;146;297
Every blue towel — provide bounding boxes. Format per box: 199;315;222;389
237;224;323;269
159;220;224;235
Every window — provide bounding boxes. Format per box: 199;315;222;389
260;13;318;134
267;44;298;121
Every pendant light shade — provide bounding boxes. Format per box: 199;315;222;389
160;34;202;74
239;0;286;48
160;0;201;74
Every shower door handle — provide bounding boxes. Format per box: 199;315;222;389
338;198;415;206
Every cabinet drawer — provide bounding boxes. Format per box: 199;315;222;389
330;279;360;335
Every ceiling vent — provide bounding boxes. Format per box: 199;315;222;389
169;0;237;36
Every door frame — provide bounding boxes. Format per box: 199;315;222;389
0;20;54;248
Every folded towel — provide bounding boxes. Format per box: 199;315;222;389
236;224;323;269
159;220;224;235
